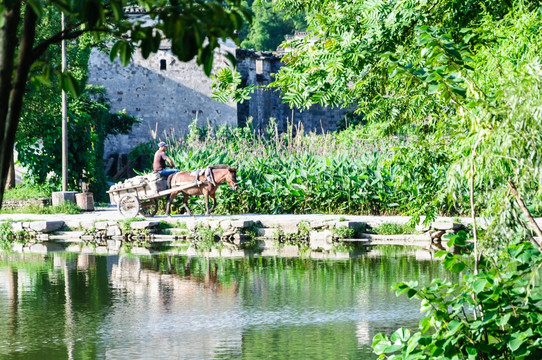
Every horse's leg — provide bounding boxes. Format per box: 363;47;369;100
183;193;193;216
166;192;178;217
204;191;211;216
209;193;217;214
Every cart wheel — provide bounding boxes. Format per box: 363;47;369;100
118;194;140;217
139;198;158;217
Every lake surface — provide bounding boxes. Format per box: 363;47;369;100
0;251;446;359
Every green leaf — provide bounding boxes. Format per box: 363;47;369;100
119;41;133;66
110;1;123;21
59;72;81;97
110;41;121;63
27;0;44;18
427;82;440;94
472;279;488;293
450;262;465;273
372;333;391;355
390;328;410;343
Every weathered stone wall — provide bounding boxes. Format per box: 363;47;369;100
87;42;238;161
2;198;51;210
236;49;351;134
0;217;466;258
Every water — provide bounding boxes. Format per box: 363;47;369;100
0;252;446;359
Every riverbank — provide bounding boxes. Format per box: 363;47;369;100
0;207;476;258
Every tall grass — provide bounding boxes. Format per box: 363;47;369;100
132;119;455;216
3;183;57;199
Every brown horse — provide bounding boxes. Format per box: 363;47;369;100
166;165;238;216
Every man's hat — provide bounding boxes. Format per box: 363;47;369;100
158;141;168;147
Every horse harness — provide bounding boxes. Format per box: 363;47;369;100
191;166;217;187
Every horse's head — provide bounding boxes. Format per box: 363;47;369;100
225;167;238;190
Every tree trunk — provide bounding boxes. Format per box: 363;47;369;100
5;150;15;190
508;180;542;251
0;1;22;208
0;4;37;208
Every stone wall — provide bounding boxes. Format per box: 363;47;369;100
236;49;351;134
87;41;238;161
2;198;51;210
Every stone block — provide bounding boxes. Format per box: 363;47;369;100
277;221;299;234
11;222;23;232
279;245;299;257
207;221;221;230
64;220;82;229
95;221;109;230
431;222;464;231
260;249;279;257
231;220;254;229
310;252;326;259
29;221;65;233
75;192;95;211
80;220;96;230
51;191;77;206
415;223;431;232
65;244;82;252
130;221;159;230
220;220;232;231
11;243;24;253
257;227;276;238
186;222;198;231
309;230;333;250
50;231;85;239
335;221;366;232
36;234;49;241
29;244;48;254
229;250;247;257
310;220;328;229
106;225;122;237
107;240;122;251
327;252;351;260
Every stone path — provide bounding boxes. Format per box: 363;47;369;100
0;205;471;228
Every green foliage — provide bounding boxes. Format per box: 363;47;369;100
3;183;56;199
0;201;81;215
332;226;355;240
119;217;145;234
211;67;256;103
373;238;542;359
1;0;251;208
239;0;306;51
0;221;14;251
193;223;221;251
0;221;13;235
130;121;457;216
371;222;415;235
17;85;139;202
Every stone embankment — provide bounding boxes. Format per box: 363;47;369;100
0;211;468;259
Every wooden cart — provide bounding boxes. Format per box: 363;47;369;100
107;174;200;217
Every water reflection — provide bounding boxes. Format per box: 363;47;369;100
0;253;446;359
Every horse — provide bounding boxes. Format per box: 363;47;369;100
165;165;238;216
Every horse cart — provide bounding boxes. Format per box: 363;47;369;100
107;172;199;217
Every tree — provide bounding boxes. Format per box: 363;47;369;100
15;8;138;201
217;0;542;243
239;0;306;51
213;2;542;354
0;0;250;208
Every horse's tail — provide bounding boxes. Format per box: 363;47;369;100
167;173;175;189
